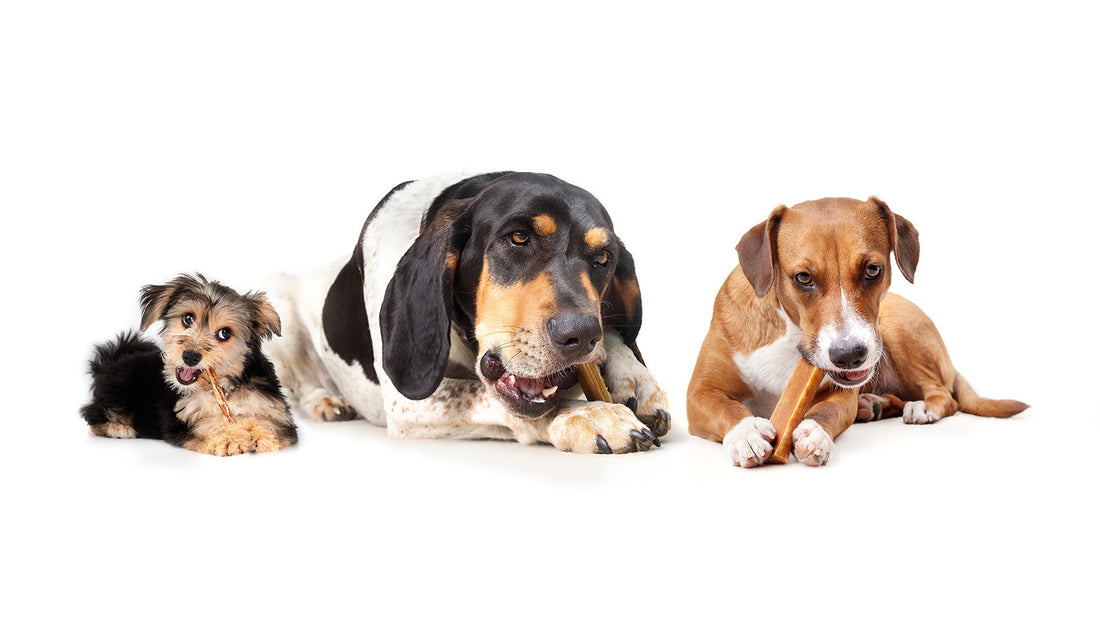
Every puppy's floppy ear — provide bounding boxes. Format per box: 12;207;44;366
602;237;644;359
139;281;178;331
869;197;919;283
380;201;471;400
737;206;787;297
245;292;282;340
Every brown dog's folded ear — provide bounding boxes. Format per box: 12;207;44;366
870;197;920;283
736;206;787;297
602;237;644;361
246;292;282;340
380;201;471;400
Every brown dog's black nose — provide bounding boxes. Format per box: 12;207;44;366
829;339;868;369
547;312;602;360
182;350;203;367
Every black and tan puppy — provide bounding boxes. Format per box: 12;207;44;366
81;274;297;456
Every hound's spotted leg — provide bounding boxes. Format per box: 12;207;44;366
600;330;671;437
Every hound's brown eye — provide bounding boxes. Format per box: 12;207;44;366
510;231;529;245
216;328;231;342
794;272;813;287
595;250;610;266
182;313;195;327
865;264;883;280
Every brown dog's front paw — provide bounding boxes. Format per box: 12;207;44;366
792;420;833;466
723;417;776;467
549;402;657;454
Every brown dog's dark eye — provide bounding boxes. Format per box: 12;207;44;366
182;313;195;328
794;272;814;288
865;264;883;280
216;328;231;342
510;231;529;246
595;250;610;267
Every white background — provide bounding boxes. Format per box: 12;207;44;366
2;1;1097;617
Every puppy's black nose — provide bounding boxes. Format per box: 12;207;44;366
829;339;868;369
181;350;203;367
547;312;602;360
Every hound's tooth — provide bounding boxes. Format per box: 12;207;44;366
542;385;559;398
507;375;516;385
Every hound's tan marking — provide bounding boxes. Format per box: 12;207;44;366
585;227;610;248
532;214;557;236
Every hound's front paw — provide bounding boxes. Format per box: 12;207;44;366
549;401;657;454
723;417;776;467
792;419;833;466
603;355;671;437
302;391;358;422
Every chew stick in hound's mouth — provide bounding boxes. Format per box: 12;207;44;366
479;353;580;415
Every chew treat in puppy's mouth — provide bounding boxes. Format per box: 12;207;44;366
479;353;579;417
767;358;826;464
204;367;235;423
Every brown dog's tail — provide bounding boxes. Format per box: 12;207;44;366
954;374;1029;418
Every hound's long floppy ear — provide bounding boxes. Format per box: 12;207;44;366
736;206;787;298
380;202;471;400
601;237;644;360
869;197;920;283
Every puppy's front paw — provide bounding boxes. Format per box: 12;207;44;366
723;417;776;468
903;400;939;424
792;420;833;466
240;418;296;453
549;402;657;454
187;426;255;457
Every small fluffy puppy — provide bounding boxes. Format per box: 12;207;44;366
81;274;297;456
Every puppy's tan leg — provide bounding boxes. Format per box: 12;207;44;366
794;388;859;466
183;425;255;457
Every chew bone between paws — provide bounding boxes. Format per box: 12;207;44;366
577;363;613;403
766;358;826;464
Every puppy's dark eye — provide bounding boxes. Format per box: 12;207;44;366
216;328;231;342
182;313;195;327
794;272;814;288
595;250;610;267
865;264;883;280
510;231;529;246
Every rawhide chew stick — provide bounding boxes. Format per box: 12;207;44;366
577;363;613;403
205;367;236;423
766;358;826;464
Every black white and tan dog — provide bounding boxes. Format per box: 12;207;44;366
686;197;1028;466
265;171;670;453
81;274;297;456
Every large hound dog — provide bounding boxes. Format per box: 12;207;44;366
267;172;670;453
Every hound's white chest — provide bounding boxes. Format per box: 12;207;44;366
732;312;803;417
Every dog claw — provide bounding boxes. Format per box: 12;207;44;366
625;397;638;412
630;429;646;441
652;436;661;447
595;435;612;454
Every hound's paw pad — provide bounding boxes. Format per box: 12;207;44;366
309;395;358;422
903;400;940;424
793;420;833;466
723;417;776;468
550;402;657;454
190;428;255;457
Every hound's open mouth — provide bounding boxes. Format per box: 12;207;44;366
480;353;579;417
176;367;203;385
828;368;872;388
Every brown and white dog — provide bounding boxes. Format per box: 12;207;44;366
266;171;670;454
686;197;1027;467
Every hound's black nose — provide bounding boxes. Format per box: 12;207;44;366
547;312;602;360
182;350;203;367
829;339;868;369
